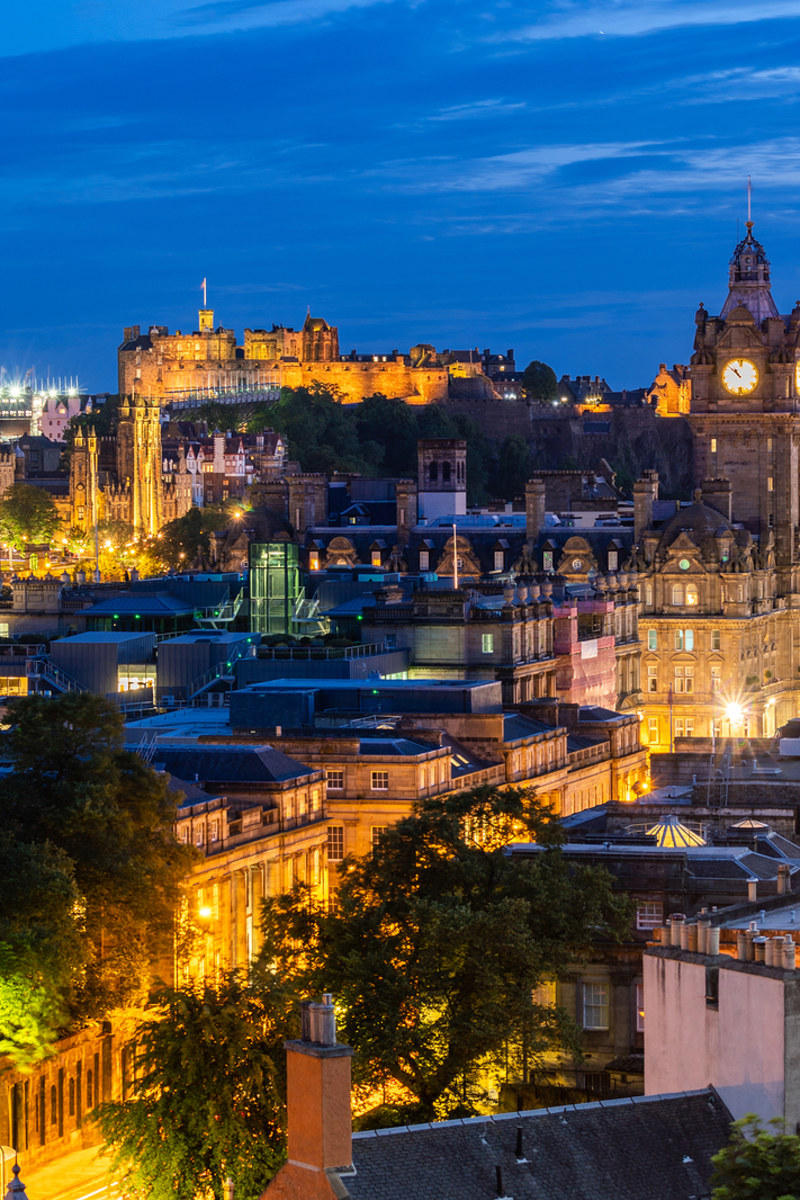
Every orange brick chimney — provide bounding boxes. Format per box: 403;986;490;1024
261;995;354;1200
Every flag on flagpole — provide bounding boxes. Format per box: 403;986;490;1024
201;278;207;306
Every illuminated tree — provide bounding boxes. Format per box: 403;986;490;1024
258;784;629;1121
0;834;85;1066
0;483;60;552
711;1115;800;1200
98;975;289;1200
0;693;193;1017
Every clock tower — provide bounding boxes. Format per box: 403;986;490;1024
689;221;800;583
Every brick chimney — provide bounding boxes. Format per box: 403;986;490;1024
261;995;353;1200
525;477;547;545
633;470;659;543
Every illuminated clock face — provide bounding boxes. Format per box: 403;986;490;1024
722;358;758;395
678;559;691;570
572;558;583;571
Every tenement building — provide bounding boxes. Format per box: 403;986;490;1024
633;221;800;746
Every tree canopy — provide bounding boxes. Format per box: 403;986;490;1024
98;976;289;1200
0;483;60;551
0;693;193;1054
522;360;558;402
258;784;630;1121
711;1115;800;1200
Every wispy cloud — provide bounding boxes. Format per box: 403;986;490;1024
426;98;527;122
365;140;668;193
172;0;404;34
491;0;800;43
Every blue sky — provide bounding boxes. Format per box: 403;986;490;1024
3;0;800;392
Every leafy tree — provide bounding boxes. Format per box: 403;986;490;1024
522;360;558;402
0;834;85;1066
0;693;193;1016
711;1115;800;1200
491;435;533;502
258;785;629;1121
98;976;289;1200
0;483;60;551
156;505;233;571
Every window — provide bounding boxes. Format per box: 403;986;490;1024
674;629;683;651
310;847;321;885
493;550;504;572
371;826;389;850
671;583;684;605
195;826;204;847
608;549;618;570
481;633;494;654
710;437;717;453
711;629;721;651
768;476;774;493
180;827;189;844
543;550;554;572
686;584;698;606
326;769;344;791
327;826;344;862
675;628;694;651
582;982;610;1030
419;550;430;571
210;820;220;843
647;629;657;651
647;717;659;744
645;583;653;606
767;436;773;451
635;983;645;1033
371;551;382;568
674;664;694;693
684;718;694;737
636;901;663;930
309;551;320;571
711;664;722;692
647;665;658;693
371;771;389;791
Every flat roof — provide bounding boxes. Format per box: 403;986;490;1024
239;677;496;692
53;631;155;644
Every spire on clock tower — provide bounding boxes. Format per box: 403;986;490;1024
720;221;779;325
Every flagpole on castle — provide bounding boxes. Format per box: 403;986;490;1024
201;277;207;307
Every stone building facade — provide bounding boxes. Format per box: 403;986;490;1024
118;310;463;405
631;222;800;747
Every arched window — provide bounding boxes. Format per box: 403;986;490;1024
442;462;451;484
429;461;438;483
671;583;684;605
685;584;698;606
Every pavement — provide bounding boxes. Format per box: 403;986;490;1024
14;1144;119;1200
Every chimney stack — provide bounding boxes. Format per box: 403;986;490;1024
263;995;354;1198
525;477;547;546
633;471;659;543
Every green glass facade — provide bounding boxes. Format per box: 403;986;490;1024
249;541;300;634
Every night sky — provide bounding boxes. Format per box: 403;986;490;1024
3;0;800;393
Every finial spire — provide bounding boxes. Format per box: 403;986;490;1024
746;175;753;232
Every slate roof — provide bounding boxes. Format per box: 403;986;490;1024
153;744;316;785
340;1089;731;1200
81;592;193;617
502;713;553;742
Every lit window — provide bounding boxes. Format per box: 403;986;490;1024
326;769;344;790
647;629;657;651
371;771;389;791
419;550;430;571
195;827;204;847
327;825;344;862
371;826;389;850
711;629;721;651
482;633;494;654
494;550;504;571
636;901;663;930
768;476;774;493
210;820;219;843
311;787;321;812
371;551;382;567
647;717;659;743
647;665;658;692
309;552;320;571
635;983;645;1033
543;550;554;572
674;664;694;693
582;982;610;1030
711;665;722;692
674;629;683;651
686;585;698;606
710;438;717;453
608;549;618;570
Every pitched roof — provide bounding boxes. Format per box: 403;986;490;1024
341;1090;731;1200
154;744;316;785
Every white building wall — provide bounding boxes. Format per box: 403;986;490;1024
644;951;787;1124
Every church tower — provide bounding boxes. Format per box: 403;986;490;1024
688;221;800;589
70;426;101;533
117;395;162;537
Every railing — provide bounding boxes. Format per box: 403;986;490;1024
188;641;256;698
257;641;392;661
26;657;88;694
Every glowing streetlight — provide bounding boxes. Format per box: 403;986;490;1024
725;701;745;726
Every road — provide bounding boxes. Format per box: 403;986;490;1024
16;1145;119;1200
